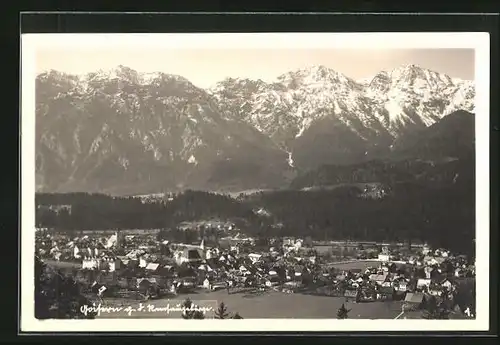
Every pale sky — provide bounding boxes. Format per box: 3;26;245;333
36;48;474;88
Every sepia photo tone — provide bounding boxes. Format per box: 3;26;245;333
21;33;489;332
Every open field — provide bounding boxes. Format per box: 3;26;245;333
43;260;82;269
96;289;405;319
90;288;470;319
42;260;471;320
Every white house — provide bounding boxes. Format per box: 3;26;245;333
455;267;465;278
424;266;433;279
206;249;213;260
423;256;435;265
283;238;295;246
248;253;262;264
441;279;453;290
145;262;160;271
103;257;121;272
406;256;417;265
369;273;389;286
294;239;303;251
73;245;81;259
82;256;121;271
395;280;408;292
422;244;431;255
139;256;149;268
174;248;204;265
430;257;446;266
378;253;390;262
203;278;211;290
416;278;431;289
82;256;100;270
429;288;443;296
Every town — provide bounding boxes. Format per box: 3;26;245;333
35;221;476;320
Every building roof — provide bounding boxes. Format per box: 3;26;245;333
369;273;388;281
434;257;447;264
417;278;431;286
145;263;160;271
379;286;394;295
137;277;157;286
404;292;424;304
344;289;359;297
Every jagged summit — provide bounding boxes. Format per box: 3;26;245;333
35;67;289;194
276;65;356;90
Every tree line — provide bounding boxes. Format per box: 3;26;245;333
36;179;475;258
36;190;260;232
251;181;474;257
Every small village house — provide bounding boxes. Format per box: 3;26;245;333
248;253;262;264
283;237;296;246
369;273;390;286
377;246;391;262
422;244;431;255
174;247;204;266
424;266;433;279
103;256;121;272
454;267;466;278
145;262;161;272
441;278;453;290
428;282;444;297
139;254;153;268
416;278;432;290
393;278;409;293
82;256;100;270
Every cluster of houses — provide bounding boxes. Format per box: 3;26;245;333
35;229;475;317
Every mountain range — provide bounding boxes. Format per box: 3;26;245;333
34;64;475;195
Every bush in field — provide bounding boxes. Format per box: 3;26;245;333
181;298;205;320
337;303;351;319
215;302;229;319
422;296;451;319
35;256;96;319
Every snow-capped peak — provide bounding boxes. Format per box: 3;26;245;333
211;63;475;149
388;64;455;91
276;64;356;89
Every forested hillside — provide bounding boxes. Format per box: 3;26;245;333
36;177;475;257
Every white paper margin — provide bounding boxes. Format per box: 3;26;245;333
20;32;490;332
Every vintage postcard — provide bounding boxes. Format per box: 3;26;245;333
20;32;490;332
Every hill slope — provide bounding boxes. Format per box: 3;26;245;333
35;67;289;195
35;64;475;194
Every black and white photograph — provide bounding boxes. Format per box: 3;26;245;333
20;32;490;332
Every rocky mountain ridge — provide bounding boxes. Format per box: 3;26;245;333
35;64;475;194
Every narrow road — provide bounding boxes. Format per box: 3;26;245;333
43;259;82;269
